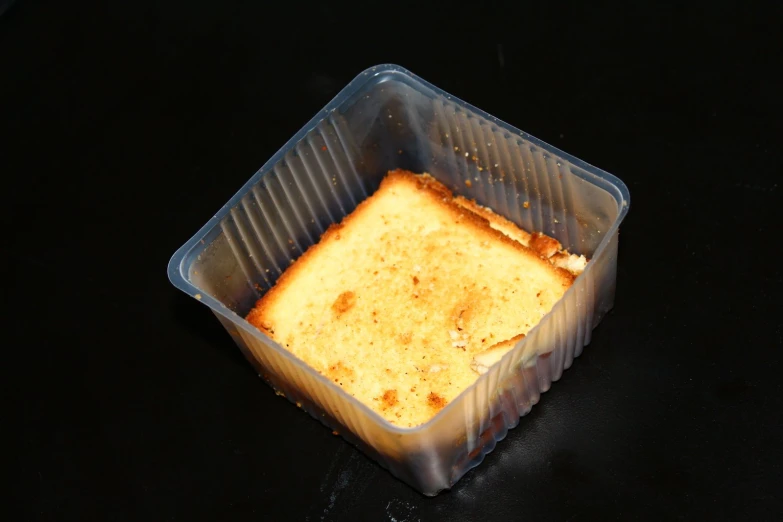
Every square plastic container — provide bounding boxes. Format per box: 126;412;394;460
167;64;630;496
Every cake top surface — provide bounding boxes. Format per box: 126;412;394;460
247;170;576;427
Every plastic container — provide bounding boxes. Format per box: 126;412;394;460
167;64;630;496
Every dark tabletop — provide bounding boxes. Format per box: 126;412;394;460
5;1;782;520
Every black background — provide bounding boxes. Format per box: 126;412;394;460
4;1;782;520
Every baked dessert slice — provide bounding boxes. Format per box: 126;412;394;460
247;170;583;427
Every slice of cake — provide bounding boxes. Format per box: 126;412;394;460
246;170;585;427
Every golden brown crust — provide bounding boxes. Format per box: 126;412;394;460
246;301;272;332
247;169;576;426
426;392;447;410
387;171;575;285
454;195;585;278
331;291;356;314
247;182;382;332
453;196;533;246
248;171;575;333
379;389;399;410
530;232;562;258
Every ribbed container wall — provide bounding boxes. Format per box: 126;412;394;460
169;65;629;495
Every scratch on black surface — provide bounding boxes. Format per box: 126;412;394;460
314;447;379;521
385;498;420;522
497;44;505;68
322;467;352;520
319;444;347;493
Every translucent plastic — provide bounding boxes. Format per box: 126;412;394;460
168;64;630;495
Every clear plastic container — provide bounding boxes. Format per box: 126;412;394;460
167;64;630;496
